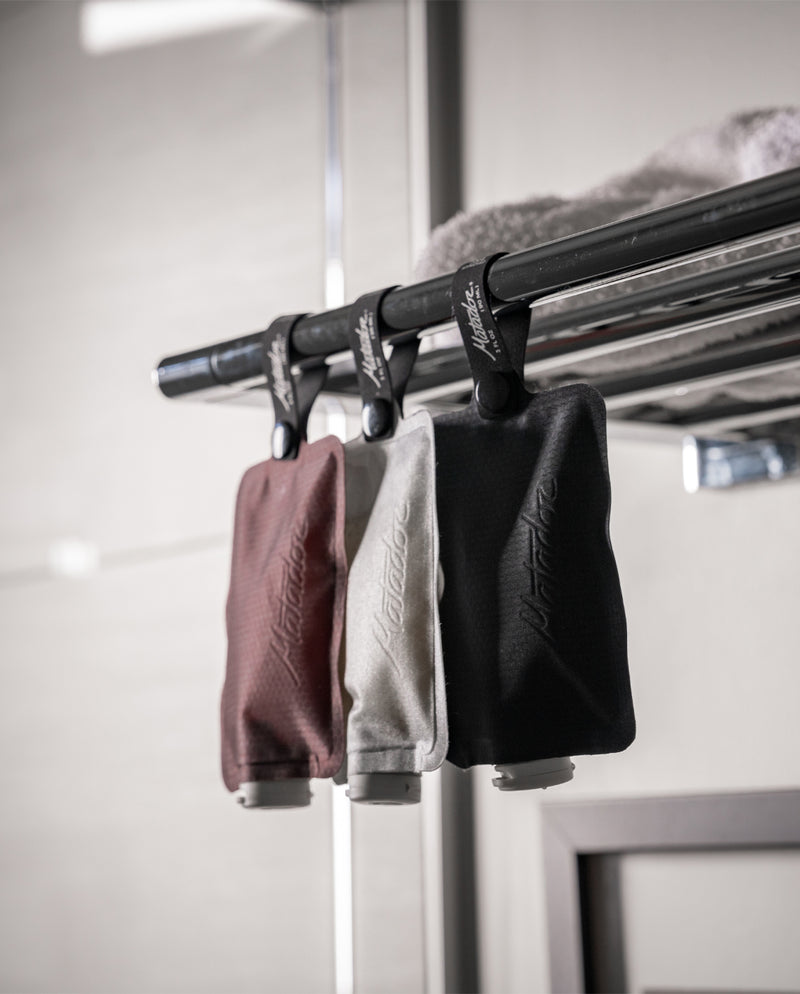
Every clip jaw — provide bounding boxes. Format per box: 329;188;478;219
262;314;328;460
451;254;530;419
361;396;394;442
347;287;420;442
474;369;521;417
272;419;299;461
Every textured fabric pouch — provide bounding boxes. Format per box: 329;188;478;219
220;315;347;807
435;258;635;789
341;289;447;805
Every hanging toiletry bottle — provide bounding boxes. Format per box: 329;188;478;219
221;315;347;807
434;257;635;789
340;288;448;804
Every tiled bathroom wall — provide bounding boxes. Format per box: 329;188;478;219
461;3;800;991
1;5;332;992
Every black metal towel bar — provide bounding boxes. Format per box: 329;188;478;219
155;168;800;400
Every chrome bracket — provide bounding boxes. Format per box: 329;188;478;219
683;435;799;492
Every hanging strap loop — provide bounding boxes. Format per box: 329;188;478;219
262;313;328;460
451;254;530;419
347;287;420;441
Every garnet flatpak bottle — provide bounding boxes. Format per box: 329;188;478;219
221;435;347;807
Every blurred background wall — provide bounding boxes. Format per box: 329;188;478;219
0;3;335;992
0;2;423;992
1;2;800;993
462;3;800;993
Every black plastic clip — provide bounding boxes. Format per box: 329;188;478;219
262;314;328;460
347;287;420;441
451;255;530;419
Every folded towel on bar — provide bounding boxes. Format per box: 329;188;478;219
414;108;800;404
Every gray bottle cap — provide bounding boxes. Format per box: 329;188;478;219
237;779;312;809
347;772;421;805
492;757;575;791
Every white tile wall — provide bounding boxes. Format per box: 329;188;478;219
472;426;800;994
351;805;427;994
461;3;800;990
0;549;336;994
341;1;415;297
463;0;800;207
621;850;800;992
0;2;327;574
0;4;339;992
0;3;436;992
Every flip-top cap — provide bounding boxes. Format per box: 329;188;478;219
492;757;575;791
237;779;312;808
346;772;421;805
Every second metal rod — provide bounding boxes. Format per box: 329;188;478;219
156;167;800;397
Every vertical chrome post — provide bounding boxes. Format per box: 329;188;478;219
323;5;353;994
417;3;482;991
324;0;345;313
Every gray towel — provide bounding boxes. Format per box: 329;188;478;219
414;108;800;405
